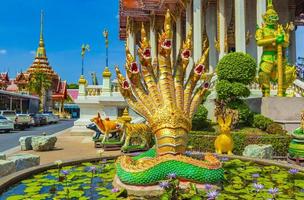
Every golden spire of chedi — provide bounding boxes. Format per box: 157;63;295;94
27;10;57;79
36;10;46;58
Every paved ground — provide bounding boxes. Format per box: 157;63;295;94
9;130;122;165
0;120;75;152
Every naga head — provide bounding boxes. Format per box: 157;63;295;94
181;26;192;61
115;65;132;98
138;23;152;65
125;45;140;83
159;10;173;56
263;0;279;26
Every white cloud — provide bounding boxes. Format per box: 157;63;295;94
0;49;7;55
30;50;36;55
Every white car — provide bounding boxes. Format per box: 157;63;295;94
42;113;59;124
42;114;52;124
0;115;14;133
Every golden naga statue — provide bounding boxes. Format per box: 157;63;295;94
115;10;211;156
256;0;296;97
214;113;234;155
115;10;224;186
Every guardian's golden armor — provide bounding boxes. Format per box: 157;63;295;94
256;0;296;96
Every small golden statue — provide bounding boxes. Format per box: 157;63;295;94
215;113;234;155
256;0;296;97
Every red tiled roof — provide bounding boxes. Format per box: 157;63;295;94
52;80;67;101
67;89;79;101
0;72;9;81
119;0;184;40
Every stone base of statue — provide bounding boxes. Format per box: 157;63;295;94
245;96;304;132
112;175;216;199
98;141;122;150
260;97;303;131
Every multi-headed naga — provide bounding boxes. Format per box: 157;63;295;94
115;10;224;186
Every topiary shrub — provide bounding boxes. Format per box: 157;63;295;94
252;114;273;130
216;80;251;100
217;52;257;85
266;123;287;134
192;105;209;131
215;52;257;126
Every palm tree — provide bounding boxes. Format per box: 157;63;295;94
27;71;52;112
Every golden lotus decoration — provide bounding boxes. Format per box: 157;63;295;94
115;10;211;156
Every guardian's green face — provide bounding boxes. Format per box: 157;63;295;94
265;13;279;26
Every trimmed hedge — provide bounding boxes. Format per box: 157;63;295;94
192;105;208;131
252;114;273;130
188;131;291;157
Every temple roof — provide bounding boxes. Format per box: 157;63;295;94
6;80;18;92
52;79;67;100
14;11;67;101
67;89;79;101
26;10;58;80
0;72;9;83
119;0;185;40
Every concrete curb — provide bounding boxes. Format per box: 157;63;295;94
3;127;72;155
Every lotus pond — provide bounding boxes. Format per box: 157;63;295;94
1;157;304;200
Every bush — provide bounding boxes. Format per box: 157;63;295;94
192;105;208;131
217;52;257;84
216;80;251;100
188;131;291;156
227;99;253;126
252;114;273;130
266;123;287;134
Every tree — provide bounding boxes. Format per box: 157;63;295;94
215;52;257;126
28;71;52;112
67;83;79;89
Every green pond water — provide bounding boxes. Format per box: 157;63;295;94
1;157;304;200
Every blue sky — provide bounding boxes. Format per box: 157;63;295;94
0;0;124;84
0;1;303;84
296;26;304;60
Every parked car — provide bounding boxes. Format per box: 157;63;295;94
51;114;60;123
0;111;32;130
29;113;47;126
0;115;14;133
15;114;32;130
42;113;52;124
37;114;48;125
0;110;16;122
42;113;59;124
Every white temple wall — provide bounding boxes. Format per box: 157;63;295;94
246;0;258;60
206;1;218;71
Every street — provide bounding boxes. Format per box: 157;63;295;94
0;120;74;152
